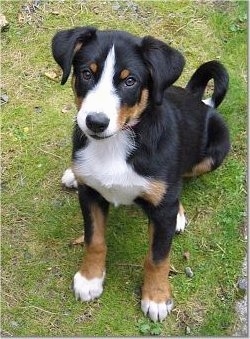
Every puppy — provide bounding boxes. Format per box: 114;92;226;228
52;27;230;322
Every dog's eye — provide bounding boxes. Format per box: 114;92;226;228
82;69;92;81
124;76;136;87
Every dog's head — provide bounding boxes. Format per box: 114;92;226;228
52;27;185;140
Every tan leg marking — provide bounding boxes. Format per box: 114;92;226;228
79;204;107;280
141;180;167;206
183;157;214;177
142;224;171;303
142;254;172;303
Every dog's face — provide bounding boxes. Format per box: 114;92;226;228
72;33;150;139
52;27;185;140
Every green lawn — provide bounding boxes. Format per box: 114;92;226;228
1;0;247;336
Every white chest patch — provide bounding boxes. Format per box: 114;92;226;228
73;131;149;206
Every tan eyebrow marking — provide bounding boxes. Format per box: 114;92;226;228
120;69;130;80
89;62;98;73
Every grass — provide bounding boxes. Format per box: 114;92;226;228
1;0;247;336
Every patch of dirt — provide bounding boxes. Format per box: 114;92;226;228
17;0;43;26
195;0;236;12
174;300;207;333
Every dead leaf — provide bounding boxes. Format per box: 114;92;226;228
1;94;9;105
169;264;182;275
61;103;74;114
44;70;60;82
0;14;9;32
183;251;190;261
69;234;85;247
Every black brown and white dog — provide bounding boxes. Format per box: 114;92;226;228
52;27;230;322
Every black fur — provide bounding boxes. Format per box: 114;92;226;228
52;27;97;85
186;60;229;108
141;36;185;105
78;184;109;246
52;27;230;282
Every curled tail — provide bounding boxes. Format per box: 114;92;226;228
186;60;229;108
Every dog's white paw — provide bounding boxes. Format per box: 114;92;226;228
141;299;173;322
61;168;78;189
73;271;105;301
175;212;187;233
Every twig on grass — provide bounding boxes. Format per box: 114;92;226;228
20;305;61;316
2;292;19;303
216;243;226;255
38;147;63;159
116;263;143;268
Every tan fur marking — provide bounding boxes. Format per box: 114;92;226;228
118;89;149;127
75;97;83;111
74;42;83;54
71;44;83;109
79;204;107;279
120;69;130;80
141;180;167;206
142;224;171;303
89;62;98;73
71;76;83;110
183;157;214;177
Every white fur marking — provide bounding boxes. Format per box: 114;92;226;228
73;130;150;206
73;271;105;301
77;46;120;137
61;168;78;188
141;299;173;322
202;97;214;108
175;212;187;232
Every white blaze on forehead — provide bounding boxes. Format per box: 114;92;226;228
77;45;120;136
96;45;116;97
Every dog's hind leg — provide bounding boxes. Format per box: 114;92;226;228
204;113;230;171
183;113;230;178
182;157;214;178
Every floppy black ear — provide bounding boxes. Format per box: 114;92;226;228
52;26;97;85
141;36;185;105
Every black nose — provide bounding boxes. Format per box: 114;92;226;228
86;113;110;133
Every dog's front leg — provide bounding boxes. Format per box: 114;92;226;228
73;184;109;302
140;200;178;322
